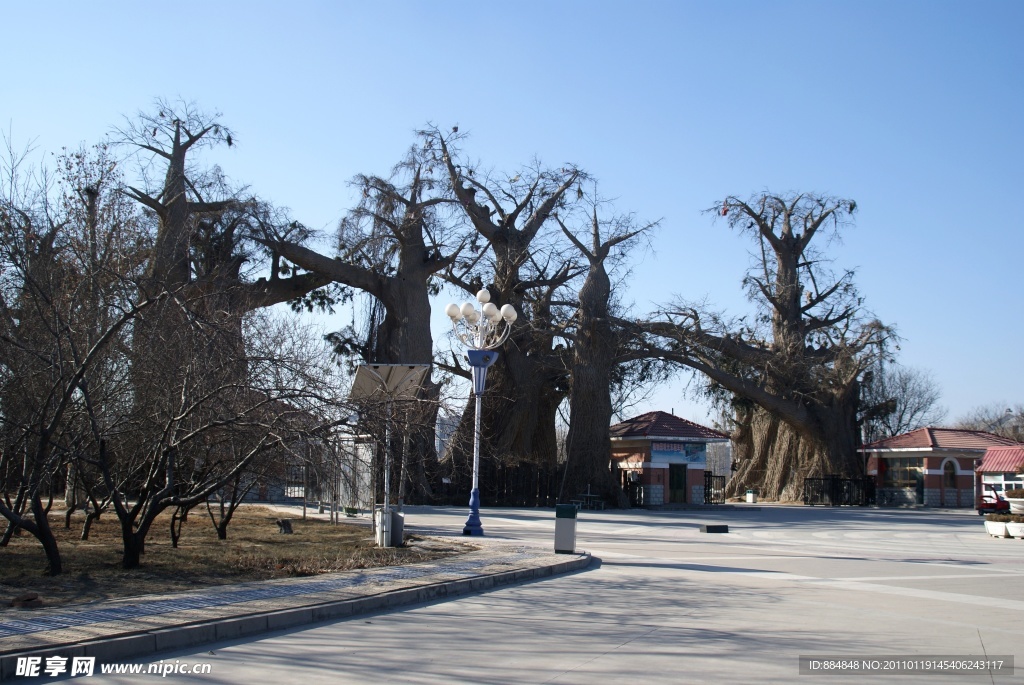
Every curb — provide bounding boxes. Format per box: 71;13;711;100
0;553;592;681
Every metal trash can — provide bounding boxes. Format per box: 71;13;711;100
554;503;577;554
746;489;757;504
391;510;405;546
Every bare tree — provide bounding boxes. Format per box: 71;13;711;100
861;364;947;441
262;144;462;501
555;195;655;504
633;192;891;500
431;129;584;478
955;403;1024;442
118;100;333;396
77;307;346;569
0;138;157;573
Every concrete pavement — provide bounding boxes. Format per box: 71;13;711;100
0;521;589;682
5;504;1024;683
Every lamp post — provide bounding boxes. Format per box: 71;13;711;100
445;288;517;535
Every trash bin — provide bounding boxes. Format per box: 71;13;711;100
391;509;405;546
554;503;577;554
746;489;757;504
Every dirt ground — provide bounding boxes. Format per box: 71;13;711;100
0;505;471;611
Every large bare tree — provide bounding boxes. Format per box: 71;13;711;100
556;198;655;504
634;192;891;500
432;129;583;478
118;100;333;315
262;146;463;502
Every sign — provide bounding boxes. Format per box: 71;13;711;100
651;441;707;466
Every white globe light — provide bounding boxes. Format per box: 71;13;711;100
482;302;498;320
476;288;491;303
500;304;517;323
460;302;476;319
466;309;480;323
445;303;461;320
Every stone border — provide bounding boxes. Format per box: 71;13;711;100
0;553;591;682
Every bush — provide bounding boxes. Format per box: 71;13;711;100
985;514;1014;523
1004;488;1024;499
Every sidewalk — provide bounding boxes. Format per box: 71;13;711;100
0;534;591;682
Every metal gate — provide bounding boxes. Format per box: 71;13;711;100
704;472;726;504
802;475;875;506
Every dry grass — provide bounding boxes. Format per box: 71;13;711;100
0;505;470;611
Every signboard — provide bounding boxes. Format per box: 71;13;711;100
651;441;707;466
349;364;429;402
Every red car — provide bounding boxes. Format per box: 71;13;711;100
977;493;1010;516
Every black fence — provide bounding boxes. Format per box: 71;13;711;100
437;462;566;507
704;473;726;504
803;475;875;506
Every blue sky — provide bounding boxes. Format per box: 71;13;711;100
4;1;1022;424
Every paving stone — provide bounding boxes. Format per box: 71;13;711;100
0;538;590;679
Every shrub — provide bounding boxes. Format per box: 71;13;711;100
1003;488;1024;499
985;514;1014;523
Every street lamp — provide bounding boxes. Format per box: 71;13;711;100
445;288;517;535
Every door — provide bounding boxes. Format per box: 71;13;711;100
669;464;688;503
941;461;956;506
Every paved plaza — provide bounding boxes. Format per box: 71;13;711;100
12;504;1024;683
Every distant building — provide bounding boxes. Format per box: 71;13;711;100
609;411;729;506
859;427;1018;507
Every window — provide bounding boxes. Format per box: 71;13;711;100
285;465;305;498
981;473;1022;494
882;457;922;488
943;461;957;489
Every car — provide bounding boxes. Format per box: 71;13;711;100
977;493;1010;516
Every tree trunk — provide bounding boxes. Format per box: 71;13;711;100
208;497;234;540
120;507;158;569
728;393;861;501
560;231;624;506
31;495;62;575
480;345;563;466
0;493;27;545
563;361;618;504
0;520;19;546
443;353;565;505
81;510;99;541
122;537;143;570
170;505;191;548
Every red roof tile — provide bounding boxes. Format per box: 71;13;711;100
977;446;1024;473
861;427;1019;451
609;411;729;441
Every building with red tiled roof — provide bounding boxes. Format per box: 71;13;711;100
858;427;1019;508
976;445;1024;498
862;427;1018;451
609;411;729;506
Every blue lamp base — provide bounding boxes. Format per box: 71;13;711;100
463;487;484;536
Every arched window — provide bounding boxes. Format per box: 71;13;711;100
943;461;957;489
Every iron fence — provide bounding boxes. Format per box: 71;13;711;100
704;473;726;504
803;475;875;506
